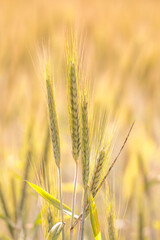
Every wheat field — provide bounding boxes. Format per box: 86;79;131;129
0;0;160;239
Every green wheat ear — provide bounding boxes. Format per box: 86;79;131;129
89;148;106;198
46;72;61;168
81;93;90;189
68;61;81;162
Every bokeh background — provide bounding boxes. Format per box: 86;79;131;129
0;0;160;239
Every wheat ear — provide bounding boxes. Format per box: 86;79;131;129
90;149;106;198
68;62;81;162
81;94;90;188
46;78;60;168
71;122;134;230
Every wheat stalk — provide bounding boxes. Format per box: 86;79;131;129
80;93;90;240
0;184;14;238
66;41;81;237
45;66;64;240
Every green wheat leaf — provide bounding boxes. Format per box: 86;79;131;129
27;181;78;219
88;188;102;240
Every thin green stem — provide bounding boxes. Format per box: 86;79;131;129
70;162;78;240
78;220;82;240
80;189;87;240
58;167;65;240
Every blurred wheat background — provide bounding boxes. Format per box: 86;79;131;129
0;0;160;239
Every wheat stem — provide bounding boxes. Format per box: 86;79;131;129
11;178;17;223
0;184;14;238
80;189;87;240
58;167;65;240
70;162;78;240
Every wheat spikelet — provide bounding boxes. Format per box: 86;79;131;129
81;94;90;188
46;72;61;168
68;61;81;162
89;148;105;198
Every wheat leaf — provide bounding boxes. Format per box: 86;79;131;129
27;181;78;219
88;188;102;240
